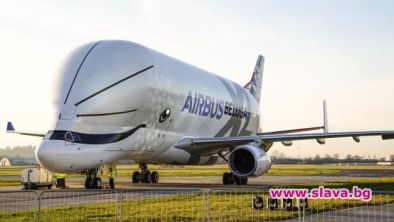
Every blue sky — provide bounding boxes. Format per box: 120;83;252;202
1;0;394;158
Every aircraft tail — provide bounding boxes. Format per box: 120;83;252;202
244;55;265;103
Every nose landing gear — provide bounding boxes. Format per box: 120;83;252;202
84;168;103;189
132;163;159;184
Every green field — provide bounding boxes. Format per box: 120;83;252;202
2;164;394;178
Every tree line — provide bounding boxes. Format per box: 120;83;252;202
270;151;394;164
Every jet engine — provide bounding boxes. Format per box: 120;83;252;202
228;144;272;177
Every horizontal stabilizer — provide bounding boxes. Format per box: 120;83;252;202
5;121;46;137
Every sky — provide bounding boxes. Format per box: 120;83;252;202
0;0;394;159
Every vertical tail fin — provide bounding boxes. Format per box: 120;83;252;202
244;55;265;103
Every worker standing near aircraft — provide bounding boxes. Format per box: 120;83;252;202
108;168;117;189
56;173;66;189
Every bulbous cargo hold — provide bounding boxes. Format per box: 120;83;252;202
53;39;260;135
55;40;158;129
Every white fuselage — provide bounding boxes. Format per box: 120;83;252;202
36;40;260;172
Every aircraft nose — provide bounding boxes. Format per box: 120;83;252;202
35;140;59;171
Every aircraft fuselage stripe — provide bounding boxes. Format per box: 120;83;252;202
76;109;137;117
64;41;102;104
74;65;154;106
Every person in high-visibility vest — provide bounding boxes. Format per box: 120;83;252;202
108;168;117;189
55;173;60;188
56;173;66;189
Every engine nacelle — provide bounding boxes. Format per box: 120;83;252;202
228;144;272;177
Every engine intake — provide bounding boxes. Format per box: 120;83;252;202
228;144;272;177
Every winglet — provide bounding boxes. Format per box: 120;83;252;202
323;100;329;133
6;122;15;132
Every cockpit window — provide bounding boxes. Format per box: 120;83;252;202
44;124;146;145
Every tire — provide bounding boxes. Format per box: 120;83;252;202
144;172;152;183
31;184;38;190
240;177;248;185
223;172;230;185
228;173;235;185
93;177;102;189
85;177;93;189
151;171;159;183
132;171;140;183
235;176;242;185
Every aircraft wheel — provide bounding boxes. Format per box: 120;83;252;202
228;173;235;185
24;183;31;190
239;177;248;185
93;177;102;189
151;171;159;183
85;177;93;189
144;172;152;183
235;176;242;185
132;171;141;183
31;184;38;190
223;172;230;185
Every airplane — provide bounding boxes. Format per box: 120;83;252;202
6;40;394;189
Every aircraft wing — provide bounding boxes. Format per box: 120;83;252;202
258;126;324;135
6;122;46;137
175;130;394;155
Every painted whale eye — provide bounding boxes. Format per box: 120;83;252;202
159;108;171;123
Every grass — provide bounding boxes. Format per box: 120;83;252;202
0;190;393;221
0;179;20;186
1;164;393;178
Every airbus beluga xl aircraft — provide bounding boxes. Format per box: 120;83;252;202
7;40;394;188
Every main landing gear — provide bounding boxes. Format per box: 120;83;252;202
222;172;248;185
132;163;159;184
84;168;103;189
218;151;248;185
